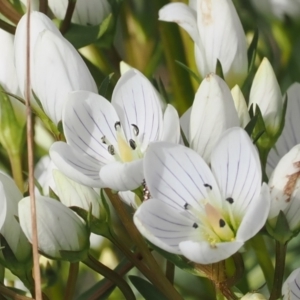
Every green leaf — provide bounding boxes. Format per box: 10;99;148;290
247;29;259;72
129;276;168;300
175;60;201;83
62;14;114;49
98;73;114;98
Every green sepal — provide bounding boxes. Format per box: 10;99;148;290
59;247;89;263
0;234;33;288
215;59;225;81
175;60;201;84
49;187;60;201
70;206;110;237
129;275;168;300
0;85;25;154
247;28;259;72
148;241;204;277
98;73;114;98
58;13;115;49
266;211;294;244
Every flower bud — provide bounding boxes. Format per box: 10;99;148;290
249;58;283;137
231;85;250;128
268;144;300;231
19;196;90;261
53;169;102;219
48;0;111;26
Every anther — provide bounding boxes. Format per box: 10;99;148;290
193;223;198;229
184;203;189;210
226;197;234;204
101;136;106;144
108;145;115;155
114;121;121;130
131;124;139;136
129;139;137;150
219;219;226;228
204;183;212;190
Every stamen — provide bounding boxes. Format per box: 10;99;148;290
129;139;137;150
131;124;139;136
101;136;107;144
204;183;212;190
219;219;226;228
226;197;234;204
114;121;121;130
142;179;151;201
193;223;198;229
184;203;189;210
108;145;115;155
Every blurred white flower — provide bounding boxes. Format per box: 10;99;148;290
267;83;300;175
249;57;283;137
159;0;248;87
0;172;31;264
49;0;111;26
134;128;270;264
282;268;300;300
19;195;89;260
268;144;300;231
241;293;266;300
50;68;180;191
181;73;239;163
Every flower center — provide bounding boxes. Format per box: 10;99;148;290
101;122;143;163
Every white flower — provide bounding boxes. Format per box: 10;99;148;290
249;57;283;137
53;169;102;219
183;73;239;163
15;12;97;125
268;144;300;231
282;268;300;300
159;0;248;87
251;0;300;20
18;195;89;260
240;293;266;300
134;127;270;264
231;85;250;128
50;68;180;191
0;172;31;264
267;83;300;175
48;0;111;26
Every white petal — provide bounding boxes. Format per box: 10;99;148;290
19;196;89;259
179;240;243;264
236;183;270;241
134;199;199;254
267;83;300;175
99;159;144;191
161;104;180;144
144;142;222;211
180;107;191;144
231;85;250;128
282;268;300;300
32;30;97;125
50;142;103;187
249;58;282;135
118;191;141;210
196;0;248;87
63;91;118;164
53;169;101;219
190;74;239;162
14;12;61;99
211;127;262;217
111;69;163;152
268;144;300;220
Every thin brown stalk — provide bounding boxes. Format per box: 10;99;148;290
0;284;33;300
0;0;22;24
25;2;42;299
39;0;48;14
0;19;16;34
60;0;77;34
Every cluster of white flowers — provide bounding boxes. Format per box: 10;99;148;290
1;0;300;298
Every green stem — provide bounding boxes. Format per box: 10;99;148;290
60;0;77;34
83;254;136;300
269;242;287;300
8;151;24;193
0;283;32;300
249;235;274;291
64;262;79;300
166;260;175;285
39;0;48;14
0;19;16;34
106;189;183;300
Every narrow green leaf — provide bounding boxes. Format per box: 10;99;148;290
129;276;168;300
98;73;114;98
175;60;201;83
247;29;259;72
215;59;225;81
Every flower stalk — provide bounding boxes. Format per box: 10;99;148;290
64;262;79;300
